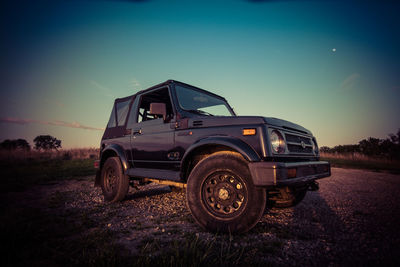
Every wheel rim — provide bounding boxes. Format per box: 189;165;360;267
104;166;117;194
201;171;248;218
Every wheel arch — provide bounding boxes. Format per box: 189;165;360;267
180;136;260;181
95;144;129;186
100;144;129;171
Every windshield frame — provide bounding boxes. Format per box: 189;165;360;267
172;82;236;117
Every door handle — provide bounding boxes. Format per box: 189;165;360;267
133;129;142;135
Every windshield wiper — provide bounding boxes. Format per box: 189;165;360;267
187;109;214;116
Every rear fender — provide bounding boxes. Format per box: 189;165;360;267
95;144;129;187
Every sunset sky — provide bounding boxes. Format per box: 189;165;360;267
1;0;399;148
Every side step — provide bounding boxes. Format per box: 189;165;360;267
126;168;181;182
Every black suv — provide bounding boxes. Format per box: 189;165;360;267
95;80;330;233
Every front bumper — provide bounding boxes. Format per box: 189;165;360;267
248;161;331;187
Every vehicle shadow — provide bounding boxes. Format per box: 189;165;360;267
125;184;172;200
254;188;397;266
253;190;352;265
291;191;346;264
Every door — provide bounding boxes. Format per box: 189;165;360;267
130;87;178;170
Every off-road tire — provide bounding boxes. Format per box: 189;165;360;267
186;151;266;233
101;157;129;202
270;186;307;208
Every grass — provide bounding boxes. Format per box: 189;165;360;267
321;152;400;174
136;233;245;267
0;150;127;266
0;149;125;266
4;201;285;267
0;148;99;161
9;148;400;266
0;194;125;267
0;158;96;192
135;231;285;267
0;147;99;193
0;148;289;266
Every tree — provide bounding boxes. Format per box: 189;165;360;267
16;139;30;150
319;128;400;160
0;139;30;150
388;129;400;145
359;137;381;156
34;135;62;151
320;146;331;153
386;128;400;160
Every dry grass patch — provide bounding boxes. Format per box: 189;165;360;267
321;152;400;174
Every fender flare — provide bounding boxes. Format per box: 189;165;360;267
100;144;129;171
96;144;129;187
181;136;261;179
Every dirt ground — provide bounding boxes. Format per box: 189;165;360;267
4;167;400;266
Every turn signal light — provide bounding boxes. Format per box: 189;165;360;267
243;128;256;136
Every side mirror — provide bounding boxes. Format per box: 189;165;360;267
149;103;167;121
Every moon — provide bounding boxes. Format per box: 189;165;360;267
332;48;336;52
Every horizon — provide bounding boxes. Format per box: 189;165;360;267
1;0;399;149
1;119;399;150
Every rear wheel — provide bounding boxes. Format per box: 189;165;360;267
101;157;129;202
186;151;266;233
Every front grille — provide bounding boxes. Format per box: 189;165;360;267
285;133;313;154
287;144;313;153
285;133;312;145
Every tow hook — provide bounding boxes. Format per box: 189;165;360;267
308;181;319;191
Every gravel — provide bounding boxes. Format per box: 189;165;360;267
9;167;400;265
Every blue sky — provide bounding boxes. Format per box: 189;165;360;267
1;0;399;148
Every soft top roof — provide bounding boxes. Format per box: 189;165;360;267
114;80;228;103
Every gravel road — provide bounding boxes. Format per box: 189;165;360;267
9;167;400;266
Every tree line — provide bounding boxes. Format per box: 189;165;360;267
320;129;400;160
0;135;62;151
2;130;400;160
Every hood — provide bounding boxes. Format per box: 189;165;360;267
263;117;312;135
187;116;312;135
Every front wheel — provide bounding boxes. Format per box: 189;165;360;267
100;157;129;202
186;151;266;233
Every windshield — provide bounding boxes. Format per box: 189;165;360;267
175;84;234;116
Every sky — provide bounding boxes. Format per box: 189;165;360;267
0;0;399;148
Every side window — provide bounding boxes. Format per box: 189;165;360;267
116;100;130;126
137;88;174;123
107;106;116;128
126;97;138;129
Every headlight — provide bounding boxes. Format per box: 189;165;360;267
312;139;319;155
270;130;285;153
